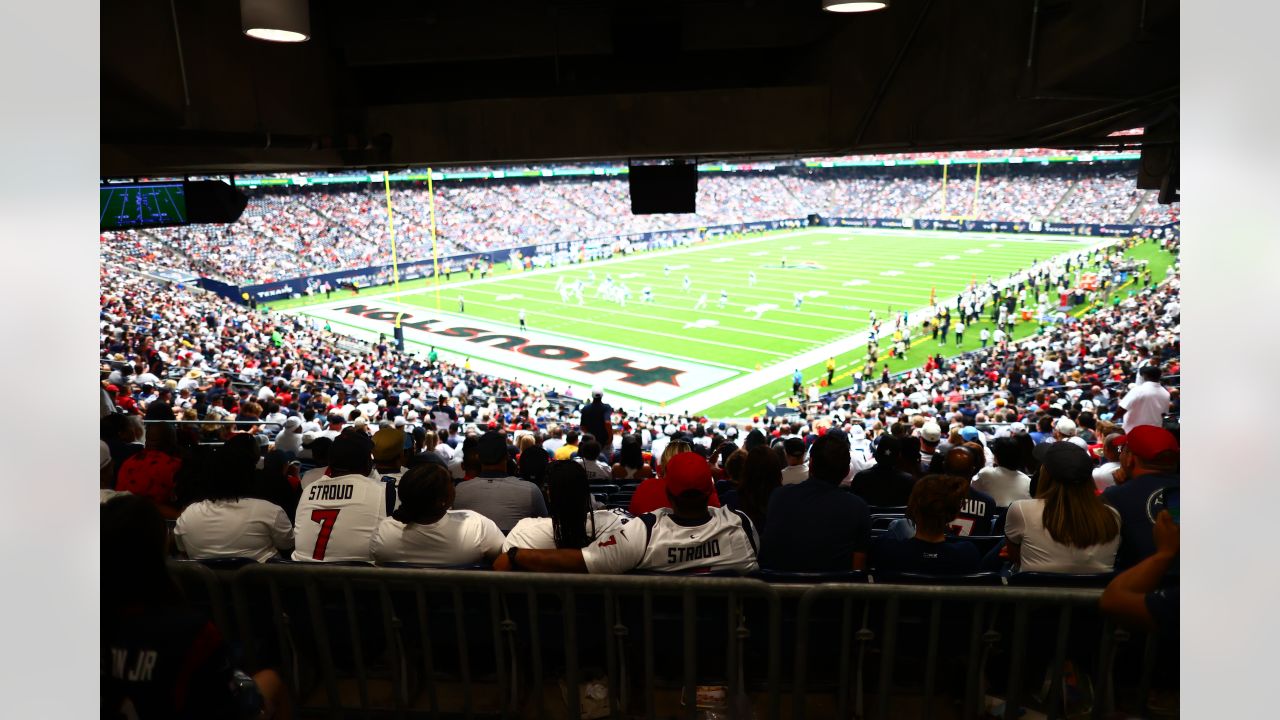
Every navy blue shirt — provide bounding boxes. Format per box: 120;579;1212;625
759;479;871;572
1102;472;1179;570
872;537;981;576
849;464;916;508
955;488;999;536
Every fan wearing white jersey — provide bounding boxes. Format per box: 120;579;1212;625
371;464;504;566
293;430;387;562
494;453;759;575
502;460;631;552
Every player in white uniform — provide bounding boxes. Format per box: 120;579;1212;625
518;309;527;332
371;464;505;566
293;431;388;562
793;292;804;309
502;461;631;551
664;264;671;277
683;275;692;293
747;271;757;288
719;289;728;308
694;292;708;311
495;453;759;574
642;286;654;303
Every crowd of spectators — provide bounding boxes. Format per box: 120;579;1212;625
99;162;1176;286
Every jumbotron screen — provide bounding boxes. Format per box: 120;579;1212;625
100;182;188;230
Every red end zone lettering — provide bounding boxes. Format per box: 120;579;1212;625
307;302;734;403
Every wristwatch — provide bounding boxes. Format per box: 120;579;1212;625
507;546;521;570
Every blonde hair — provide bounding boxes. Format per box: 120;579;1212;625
659;441;693;475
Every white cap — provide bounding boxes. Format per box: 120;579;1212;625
1066;436;1089;450
1055;418;1078;437
919;422;942;443
591;386;603;397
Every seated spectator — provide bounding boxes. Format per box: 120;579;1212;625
972;436;1033;507
452;431;548;533
1006;442;1122;574
873;475;981;575
779;437;809;485
1102;425;1179;570
494;453;759;575
502;460;630;551
575;436;613;482
371;464;504;566
447;435;481;481
720;446;779;532
554;430;580;461
760;434;870;572
175;434;294;563
611;434;654;481
849;435;916;507
945;446;999;535
629;440;722;515
292;429;387;562
1099;510;1179;632
116;416;184;519
102;493;291;719
517;445;551;487
1117;365;1172;434
1092;432;1125;492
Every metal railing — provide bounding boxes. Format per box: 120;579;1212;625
167;562;1170;720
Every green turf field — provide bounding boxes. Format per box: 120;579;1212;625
273;227;1163;416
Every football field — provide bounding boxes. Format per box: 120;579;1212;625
282;228;1100;416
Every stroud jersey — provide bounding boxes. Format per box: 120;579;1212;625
293;473;386;562
581;506;759;574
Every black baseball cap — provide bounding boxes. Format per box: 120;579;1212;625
477;431;509;466
1035;441;1094;486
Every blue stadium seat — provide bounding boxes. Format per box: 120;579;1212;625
195;556;259;571
868;505;908;516
588;483;620;495
870;513;905;531
1007;571;1115;588
753;569;868;584
948;534;1004;557
870;571;1005;586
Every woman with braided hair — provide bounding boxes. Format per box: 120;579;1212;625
502;460;630;551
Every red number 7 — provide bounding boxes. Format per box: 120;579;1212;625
311;508;341;561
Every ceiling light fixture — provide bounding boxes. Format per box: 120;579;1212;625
822;0;890;12
241;0;311;43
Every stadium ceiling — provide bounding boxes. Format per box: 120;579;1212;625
101;0;1177;176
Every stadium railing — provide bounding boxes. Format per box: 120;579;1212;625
167;562;1170;719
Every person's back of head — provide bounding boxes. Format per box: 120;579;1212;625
906;474;970;536
783;437;806;466
578;437;602;463
518;445;550;486
618;434;644;469
1036;442;1119;548
392;464;454;526
102;493;177;612
1140;365;1162;383
724;448;748;486
207;433;260;501
991;436;1023;472
943;446;981;477
329;429;374;477
476;431;508;470
807;434;851;486
546;460;594;549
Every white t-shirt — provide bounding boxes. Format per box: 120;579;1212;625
293;473;387;562
1118;381;1171;433
971;467;1032;508
1093;461;1120;493
175;498;294;563
580;507;759;575
370;510;504;566
780;463;809;486
502;509;631;552
1005;499;1121;574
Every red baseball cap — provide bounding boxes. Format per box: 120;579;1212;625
664;452;714;497
1116;425;1179;462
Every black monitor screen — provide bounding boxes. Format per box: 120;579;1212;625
100;182;188;230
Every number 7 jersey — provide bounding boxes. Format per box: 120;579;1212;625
293;473;388;562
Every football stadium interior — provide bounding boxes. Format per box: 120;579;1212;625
101;1;1180;718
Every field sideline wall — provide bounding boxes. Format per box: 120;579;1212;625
217;217;1177;305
